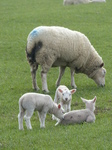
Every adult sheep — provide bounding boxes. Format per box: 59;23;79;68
63;0;106;5
26;26;106;92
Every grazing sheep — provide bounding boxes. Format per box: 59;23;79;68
18;93;64;130
52;85;76;121
63;0;106;5
55;96;96;126
26;26;106;92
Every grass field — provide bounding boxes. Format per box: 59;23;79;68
0;0;112;149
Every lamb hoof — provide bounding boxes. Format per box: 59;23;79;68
55;122;59;126
19;128;24;131
40;126;45;129
27;127;32;130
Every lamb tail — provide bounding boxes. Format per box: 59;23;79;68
19;97;24;113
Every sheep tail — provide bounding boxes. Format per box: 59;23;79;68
18;97;25;114
26;41;43;64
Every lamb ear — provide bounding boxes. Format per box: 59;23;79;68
100;63;104;68
93;96;97;103
58;104;61;109
81;97;87;103
58;89;63;93
70;89;76;94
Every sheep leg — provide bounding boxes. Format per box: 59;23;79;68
56;66;66;87
52;114;60;121
18;111;25;130
30;63;39;91
67;102;71;112
62;103;67;112
24;110;34;130
52;89;59;120
55;120;61;126
52;115;60;122
70;68;77;88
38;112;46;128
52;115;56;120
54;89;58;103
41;71;49;93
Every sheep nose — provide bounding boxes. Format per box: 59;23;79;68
100;84;105;87
65;98;68;101
101;84;105;87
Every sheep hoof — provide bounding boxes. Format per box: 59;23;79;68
42;89;49;93
19;128;24;131
40;126;45;129
71;84;77;89
33;87;40;91
55;122;59;126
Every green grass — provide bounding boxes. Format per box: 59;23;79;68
0;0;112;149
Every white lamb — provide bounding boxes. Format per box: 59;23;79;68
26;26;106;93
52;85;76;120
63;0;106;5
55;96;96;126
18;93;64;130
54;85;76;112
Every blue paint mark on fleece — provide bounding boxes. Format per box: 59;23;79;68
30;30;38;37
30;27;42;38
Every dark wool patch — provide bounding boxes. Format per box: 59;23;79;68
26;41;43;64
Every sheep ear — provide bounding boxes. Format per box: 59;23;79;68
93;96;97;103
58;104;61;109
70;89;76;94
100;63;104;68
81;97;87;103
58;89;63;93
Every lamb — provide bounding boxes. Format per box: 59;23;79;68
63;0;106;5
18;93;64;130
54;85;76;112
52;85;76;120
55;96;96;126
26;26;106;93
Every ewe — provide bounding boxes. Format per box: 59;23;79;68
26;26;106;92
18;93;64;130
55;96;96;126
